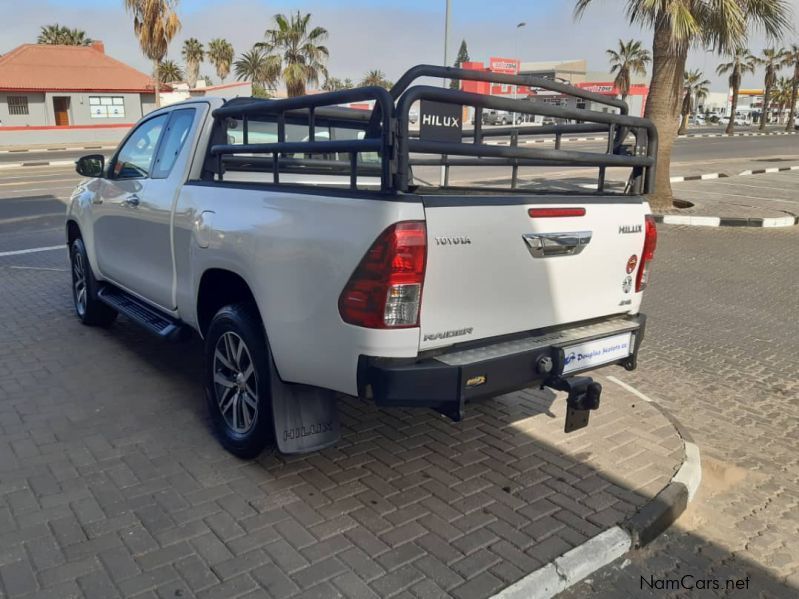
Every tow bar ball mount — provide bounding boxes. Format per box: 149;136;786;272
545;376;603;433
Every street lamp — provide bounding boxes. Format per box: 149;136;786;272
513;21;527;125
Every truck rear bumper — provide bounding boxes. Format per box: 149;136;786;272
358;314;646;420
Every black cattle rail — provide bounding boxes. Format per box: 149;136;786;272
208;86;395;191
206;64;658;195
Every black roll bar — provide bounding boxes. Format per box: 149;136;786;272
205;64;657;197
211;86;395;191
394;85;658;193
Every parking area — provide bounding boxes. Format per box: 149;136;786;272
0;238;688;598
2;138;799;598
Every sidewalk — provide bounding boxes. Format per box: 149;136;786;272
659;168;799;228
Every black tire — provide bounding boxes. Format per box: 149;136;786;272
204;303;274;459
69;238;117;327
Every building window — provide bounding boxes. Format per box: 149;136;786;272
8;96;29;115
89;96;126;118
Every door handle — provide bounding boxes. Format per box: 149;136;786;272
122;194;140;207
522;231;592;258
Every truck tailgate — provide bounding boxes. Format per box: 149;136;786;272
419;196;648;351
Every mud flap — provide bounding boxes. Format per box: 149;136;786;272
270;364;340;454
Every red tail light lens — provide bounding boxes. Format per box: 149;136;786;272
635;215;657;292
339;221;427;328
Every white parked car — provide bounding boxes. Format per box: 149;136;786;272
66;65;658;457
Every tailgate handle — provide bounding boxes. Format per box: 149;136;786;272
522;231;592;258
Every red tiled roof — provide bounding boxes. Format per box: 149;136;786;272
0;43;167;93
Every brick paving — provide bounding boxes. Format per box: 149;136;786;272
560;226;799;598
0;248;684;598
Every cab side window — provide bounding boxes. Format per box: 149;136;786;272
152;109;196;179
111;114;168;179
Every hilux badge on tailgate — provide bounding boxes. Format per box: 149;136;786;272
619;224;643;234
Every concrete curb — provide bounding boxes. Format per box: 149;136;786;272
0;145;116;154
0;160;75;170
682;130;797;139
670;173;728;183
738;165;799;176
490;426;701;599
654;214;799;228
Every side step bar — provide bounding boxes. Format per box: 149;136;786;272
97;285;186;340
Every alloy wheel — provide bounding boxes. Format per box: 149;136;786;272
72;248;87;317
213;332;258;434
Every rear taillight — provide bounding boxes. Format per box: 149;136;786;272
338;221;427;328
635;215;657;292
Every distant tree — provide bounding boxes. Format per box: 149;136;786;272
717;47;757;135
678;70;710;135
234;47;280;90
157;59;183;82
208;38;234;83
252;84;272;98
182;37;204;88
201;74;213;86
360;69;391;89
257;11;329;96
757;47;787;129
606;39;650;102
37;24;93;46
784;45;799;131
450;39;470;89
322;76;351;91
772;76;793;123
124;0;181;108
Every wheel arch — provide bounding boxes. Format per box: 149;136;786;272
66;219;81;245
196;268;260;338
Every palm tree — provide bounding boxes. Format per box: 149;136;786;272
37;24;93;46
783;44;799;132
124;0;181;108
257;12;329;97
234;48;280;90
717;48;757;135
772;76;793;123
606;39;650;103
181;38;204;88
207;38;234;83
322;77;341;91
64;29;93;46
360;69;391;89
678;70;710;134
158;59;183;82
757;47;786;130
575;0;790;211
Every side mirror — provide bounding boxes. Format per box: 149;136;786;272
75;154;105;178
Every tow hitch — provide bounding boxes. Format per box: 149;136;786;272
545;376;602;433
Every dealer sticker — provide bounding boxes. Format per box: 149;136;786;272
562;332;632;374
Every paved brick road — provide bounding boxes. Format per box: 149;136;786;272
561;226;799;598
0;240;683;598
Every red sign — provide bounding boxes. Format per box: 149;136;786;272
489;57;520;75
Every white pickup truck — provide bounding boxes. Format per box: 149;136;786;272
66;65;658;458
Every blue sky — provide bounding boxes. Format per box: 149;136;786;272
4;1;798;89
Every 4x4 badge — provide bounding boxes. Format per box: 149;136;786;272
622;276;633;294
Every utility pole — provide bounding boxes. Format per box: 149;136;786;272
440;0;451;186
513;22;526;125
443;0;451;87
